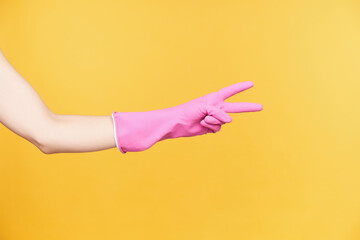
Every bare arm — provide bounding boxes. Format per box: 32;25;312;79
0;49;116;154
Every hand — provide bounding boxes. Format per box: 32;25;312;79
170;81;263;136
112;81;263;153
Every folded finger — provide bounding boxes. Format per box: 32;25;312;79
200;120;222;133
206;105;232;123
204;115;223;125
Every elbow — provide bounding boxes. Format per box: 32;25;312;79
30;129;57;155
32;136;56;154
37;143;56;155
30;112;59;154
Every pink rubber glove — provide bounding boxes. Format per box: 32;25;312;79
111;81;262;153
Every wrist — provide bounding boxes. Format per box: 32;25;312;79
112;107;182;153
111;112;125;153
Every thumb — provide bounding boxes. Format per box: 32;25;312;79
205;105;232;124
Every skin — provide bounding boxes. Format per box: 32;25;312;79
0;49;116;154
0;49;262;154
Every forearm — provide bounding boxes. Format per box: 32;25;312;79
36;113;116;154
0;49;262;155
0;49;116;154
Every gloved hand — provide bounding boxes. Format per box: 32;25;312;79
111;81;262;153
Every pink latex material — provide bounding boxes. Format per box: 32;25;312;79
112;81;262;153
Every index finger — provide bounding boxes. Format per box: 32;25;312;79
217;81;254;100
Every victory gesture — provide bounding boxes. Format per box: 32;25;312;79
112;81;263;153
0;47;262;155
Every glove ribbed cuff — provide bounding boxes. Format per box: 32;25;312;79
111;111;126;154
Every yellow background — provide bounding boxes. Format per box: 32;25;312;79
1;0;360;239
